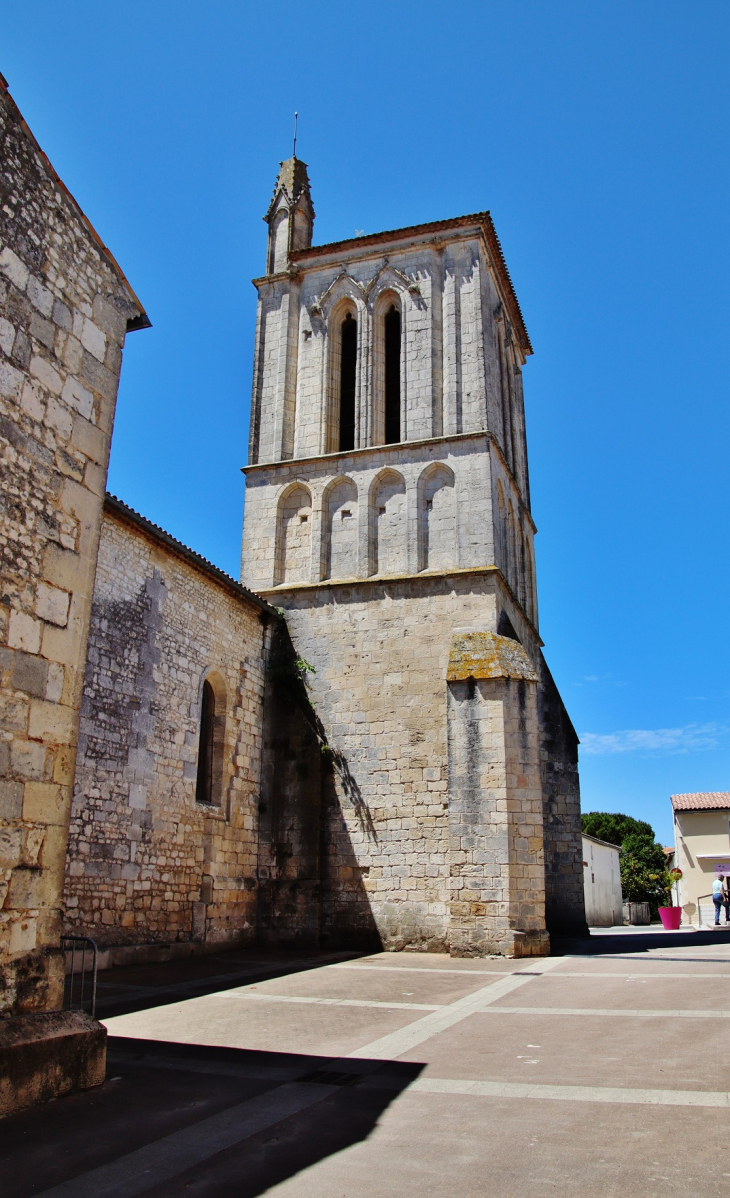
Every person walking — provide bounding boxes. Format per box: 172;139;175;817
712;874;727;925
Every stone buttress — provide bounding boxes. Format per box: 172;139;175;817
242;156;587;955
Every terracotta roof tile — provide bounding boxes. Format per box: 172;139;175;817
671;792;730;811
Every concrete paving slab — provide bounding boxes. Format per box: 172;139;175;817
227;1090;730;1198
245;963;496;1005
490;973;730;1010
555;952;730;973
93;951;361;1018
353;952;515;973
7;933;730;1197
643;944;730;961
397;1009;730;1091
103;993;424;1057
552;962;730;978
0;1046;282;1198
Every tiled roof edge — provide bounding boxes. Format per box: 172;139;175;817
103;494;279;618
671;791;730;810
290;210;532;356
581;833;621;851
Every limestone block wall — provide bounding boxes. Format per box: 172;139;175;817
256;620;328;949
255;573;584;953
243;435;536;628
264;572;524;951
0;81;146;1013
249;224;531;504
446;632;548;957
62;504;269;949
243;435;500;591
538;654;587;936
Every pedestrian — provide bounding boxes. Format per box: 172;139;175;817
723;877;730;924
712;874;727;925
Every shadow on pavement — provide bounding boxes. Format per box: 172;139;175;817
553;925;730;956
88;947;366;1019
0;1037;424;1198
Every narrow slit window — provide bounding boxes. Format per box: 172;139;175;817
384;305;401;444
339;313;357;452
195;680;215;805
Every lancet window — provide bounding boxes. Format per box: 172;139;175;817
195;680;216;805
339;313;357;452
384;305;401;444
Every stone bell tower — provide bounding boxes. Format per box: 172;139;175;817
242;157;587;956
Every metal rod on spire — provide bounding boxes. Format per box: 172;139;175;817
292;112;298;159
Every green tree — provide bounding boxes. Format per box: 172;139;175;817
582;812;670;912
581;811;654;846
619;834;669;909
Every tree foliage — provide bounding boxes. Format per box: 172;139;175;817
619;834;669;907
581;811;654;846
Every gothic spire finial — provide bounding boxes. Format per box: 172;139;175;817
264;141;315;272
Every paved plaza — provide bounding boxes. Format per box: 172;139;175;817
3;931;730;1197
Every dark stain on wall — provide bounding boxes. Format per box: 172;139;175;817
537;652;588;937
258;620;381;951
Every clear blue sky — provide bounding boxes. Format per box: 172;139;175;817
4;2;729;844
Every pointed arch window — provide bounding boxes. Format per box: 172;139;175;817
384;305;401;444
195;680;215;805
339;313;357;452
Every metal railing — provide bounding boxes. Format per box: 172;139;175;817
61;936;98;1018
696;893;730;928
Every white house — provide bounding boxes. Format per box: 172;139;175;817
582;834;623;927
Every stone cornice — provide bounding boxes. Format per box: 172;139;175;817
251;213;531;357
256;564;543;645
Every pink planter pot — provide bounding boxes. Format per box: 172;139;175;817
658;906;682;930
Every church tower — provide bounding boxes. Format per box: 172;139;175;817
242;159;587;955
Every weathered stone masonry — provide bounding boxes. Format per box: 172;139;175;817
0;83;587;1119
62;498;273;951
1;96;586;1040
242;157;587;955
0;76;148;1015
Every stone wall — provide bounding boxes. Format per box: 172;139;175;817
0;79;146;1013
256;619;383;952
255;574;584;954
446;631;549;957
62;501;270;950
242;435;528;590
249;218;531;504
242;171;584;955
538;654;588;937
265;572;523;951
